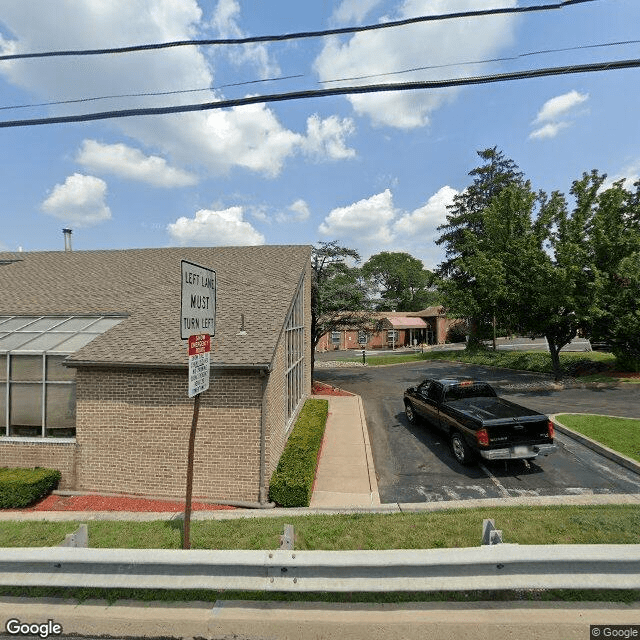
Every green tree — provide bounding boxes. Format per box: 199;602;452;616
311;241;371;370
436;147;524;344
586;174;640;369
361;251;436;311
445;179;599;380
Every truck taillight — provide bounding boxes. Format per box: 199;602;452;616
476;428;489;447
548;421;555;438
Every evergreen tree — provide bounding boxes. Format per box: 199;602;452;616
436;146;524;344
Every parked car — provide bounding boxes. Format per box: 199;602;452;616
403;378;557;466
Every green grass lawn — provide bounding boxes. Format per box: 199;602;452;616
351;349;637;383
556;414;640;462
2;504;638;549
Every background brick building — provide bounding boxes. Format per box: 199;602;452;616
316;307;458;351
0;245;311;504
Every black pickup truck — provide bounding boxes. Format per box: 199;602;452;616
403;378;557;466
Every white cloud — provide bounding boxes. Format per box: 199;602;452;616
333;0;385;25
395;186;458;236
0;1;355;179
302;115;356;160
529;90;588;141
603;159;640;191
314;0;518;129
275;199;311;224
76;140;198;187
529;122;570;140
318;186;458;268
41;173;111;227
533;90;589;124
167;206;265;246
289;199;311;221
319;190;397;245
210;0;280;78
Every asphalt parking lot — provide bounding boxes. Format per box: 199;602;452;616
315;360;640;505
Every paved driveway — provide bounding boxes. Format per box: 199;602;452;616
315;361;640;504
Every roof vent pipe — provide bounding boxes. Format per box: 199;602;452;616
63;228;73;252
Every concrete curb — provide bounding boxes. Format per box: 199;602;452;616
355;393;381;507
551;414;640;476
1;493;639;521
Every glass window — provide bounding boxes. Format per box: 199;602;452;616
45;384;76;435
25;317;68;331
49;317;97;332
358;331;368;345
0;333;39;351
49;332;100;353
331;331;341;344
46;356;75;381
10;383;42;435
82;317;124;333
10;355;43;381
0;314;125;439
0;317;38;331
16;332;70;352
428;384;442;403
285;281;305;427
0;382;5;426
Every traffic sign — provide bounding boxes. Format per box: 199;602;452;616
181;260;216;340
188;333;210;398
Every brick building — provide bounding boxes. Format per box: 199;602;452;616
0;246;311;504
316;307;459;351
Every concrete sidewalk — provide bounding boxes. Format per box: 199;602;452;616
310;395;380;509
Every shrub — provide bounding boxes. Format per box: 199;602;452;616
269;399;328;508
446;321;468;343
0;467;61;509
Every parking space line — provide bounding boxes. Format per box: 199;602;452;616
479;463;511;498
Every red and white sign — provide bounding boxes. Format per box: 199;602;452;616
188;334;210;356
188;334;211;397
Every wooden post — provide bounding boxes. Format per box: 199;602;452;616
183;393;200;550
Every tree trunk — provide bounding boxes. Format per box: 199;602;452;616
547;337;563;382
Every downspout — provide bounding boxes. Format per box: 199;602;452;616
258;368;275;507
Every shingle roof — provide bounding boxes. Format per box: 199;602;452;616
0;246;311;369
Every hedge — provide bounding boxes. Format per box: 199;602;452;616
269;399;329;507
0;467;61;509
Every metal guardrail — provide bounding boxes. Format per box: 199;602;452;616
1;544;639;592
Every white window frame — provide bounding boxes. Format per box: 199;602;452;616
285;281;305;428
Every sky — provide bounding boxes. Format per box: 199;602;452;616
0;0;638;270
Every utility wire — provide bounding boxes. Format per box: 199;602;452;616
1;37;633;113
321;38;640;83
0;57;636;129
0;0;596;62
0;74;305;112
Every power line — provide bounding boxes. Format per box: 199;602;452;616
0;74;305;112
2;37;634;114
0;0;596;62
1;57;636;129
320;38;640;84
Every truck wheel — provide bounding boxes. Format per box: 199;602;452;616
450;431;476;465
405;402;418;425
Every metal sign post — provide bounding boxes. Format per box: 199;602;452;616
181;261;216;550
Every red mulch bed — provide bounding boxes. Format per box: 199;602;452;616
605;371;640;379
312;381;353;396
10;494;235;512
